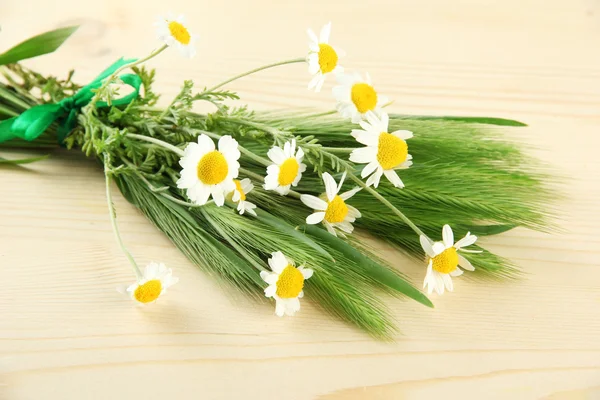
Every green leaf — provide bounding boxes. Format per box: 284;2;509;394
391;114;527;127
301;224;434;308
255;208;335;262
0;26;79;66
0;154;49;164
466;224;517;236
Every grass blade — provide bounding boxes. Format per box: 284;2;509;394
0;26;79;66
0;154;49;164
255;208;335;262
390;114;527;127
302;224;433;308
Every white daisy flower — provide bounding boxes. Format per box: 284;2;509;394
260;251;313;317
155;13;198;58
123;262;179;304
419;225;479;295
300;171;361;236
332;72;389;123
176;134;240;206
306;22;344;92
349;112;413;188
232;178;257;216
264;139;307;195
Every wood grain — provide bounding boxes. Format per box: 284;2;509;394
1;0;599;399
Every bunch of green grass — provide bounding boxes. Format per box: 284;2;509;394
0;63;555;338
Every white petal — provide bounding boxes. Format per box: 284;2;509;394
350;146;377;164
396;160;413;170
232;190;241;202
322;172;338;201
306;211;326;224
285;297;301;316
315;77;325;93
370;169;383;188
434;272;445;295
442;225;454;248
383;170;404;188
432;242;446;256
450;268;463;277
144;262;160;279
196;134;215;151
392;130;413;140
190;183;211;205
218;135;239;156
347;205;362;219
295;147;305;162
299;267;313;280
300;195;328;211
442;274;454;292
245;205;257;217
458;254;475;271
308;73;322;89
420;236;436;258
211;186;225;206
264;285;277;298
275;300;286;316
267;146;286;164
269;251;288;273
324;222;337;236
319;22;331;43
455;233;478;249
307;28;319;44
340;187;361;200
337;221;354;233
360;161;379;179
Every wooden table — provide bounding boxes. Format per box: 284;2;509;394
1;1;599;398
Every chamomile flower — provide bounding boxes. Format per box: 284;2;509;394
349;112;413;188
333;72;389;123
420;225;478;295
260;251;313;317
307;22;344;92
300;172;361;236
177;134;240;206
264;139;307;195
155;13;198;58
123;262;179;304
231;178;257;216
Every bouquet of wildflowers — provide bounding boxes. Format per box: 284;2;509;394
0;16;554;338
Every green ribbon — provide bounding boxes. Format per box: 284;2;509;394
0;57;142;144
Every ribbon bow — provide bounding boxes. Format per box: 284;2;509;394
0;58;142;144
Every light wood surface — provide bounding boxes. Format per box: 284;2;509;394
1;1;600;399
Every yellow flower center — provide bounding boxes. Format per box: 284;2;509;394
168;21;191;45
325;195;349;223
318;43;338;74
234;179;246;201
276;265;305;298
196;150;229;185
431;247;459;274
278;158;300;186
351;83;378;114
133;280;162;303
377;133;408;170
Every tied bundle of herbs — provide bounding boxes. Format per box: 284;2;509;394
0;18;554;338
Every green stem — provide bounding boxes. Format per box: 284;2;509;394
90;44;168;106
104;156;143;280
126;133;185;156
205;58;306;92
347;172;426;238
322;147;355;153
